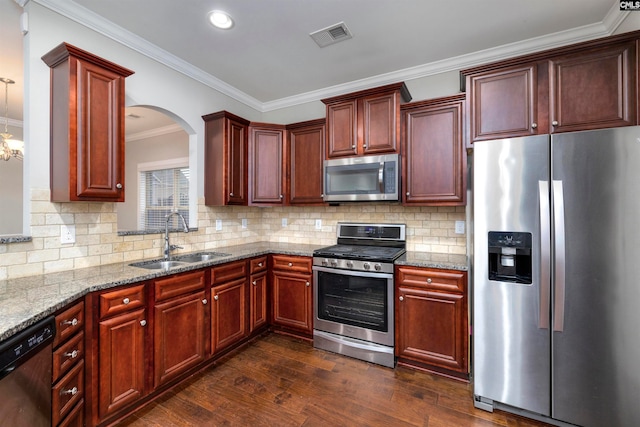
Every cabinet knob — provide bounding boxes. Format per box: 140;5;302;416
202;299;208;305
399;296;404;301
252;280;257;286
306;281;310;287
351;145;356;149
140;320;147;327
362;144;367;148
279;194;283;199
123;297;130;305
552;120;559;126
64;350;79;359
62;318;78;326
427;278;432;284
116;183;123;189
321;194;324;198
288;262;293;267
214;295;219;301
531;123;538;129
258;262;263;267
406;192;410;196
61;386;79;396
229;192;234;197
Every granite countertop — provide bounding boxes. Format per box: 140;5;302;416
0;242;467;341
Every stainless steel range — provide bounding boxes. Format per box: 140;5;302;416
312;223;406;368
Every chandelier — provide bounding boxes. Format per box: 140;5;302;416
0;77;24;161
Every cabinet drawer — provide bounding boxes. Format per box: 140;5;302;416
58;399;84;427
396;267;466;293
155;270;205;302
99;284;146;319
271;255;312;274
211;260;247;285
53;331;84;382
52;359;84;426
250;256;267;274
54;301;84;347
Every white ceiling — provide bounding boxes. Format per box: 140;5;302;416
0;0;629;130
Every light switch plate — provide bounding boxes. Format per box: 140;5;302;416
216;219;222;231
282;218;287;227
61;224;75;244
242;219;247;229
315;219;322;230
455;221;465;234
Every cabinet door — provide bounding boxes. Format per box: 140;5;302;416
362;91;400;155
549;42;636;133
396;286;467;373
288;120;325;205
468;64;538;142
98;308;146;419
249;125;285;205
250;271;268;333
154;291;207;387
211;278;247;354
326;100;358;158
271;271;312;334
227;118;249;205
402;95;466;205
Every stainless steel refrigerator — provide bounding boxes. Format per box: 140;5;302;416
473;126;640;427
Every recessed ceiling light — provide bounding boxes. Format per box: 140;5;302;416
208;10;234;29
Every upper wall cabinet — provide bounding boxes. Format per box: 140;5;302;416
463;35;637;143
202;111;250;206
248;122;286;206
287;119;325;205
42;43;134;202
322;83;412;158
401;94;466;206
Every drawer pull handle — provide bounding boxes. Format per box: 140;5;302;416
123;297;130;305
140;320;147;327
62;318;78;327
61;387;78;396
64;350;79;359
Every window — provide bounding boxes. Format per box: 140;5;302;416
138;159;189;231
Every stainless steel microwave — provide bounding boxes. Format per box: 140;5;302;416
323;153;400;202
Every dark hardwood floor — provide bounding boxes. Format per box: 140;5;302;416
118;333;552;427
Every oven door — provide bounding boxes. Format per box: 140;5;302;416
313;265;394;347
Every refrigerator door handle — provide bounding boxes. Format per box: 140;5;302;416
538;181;550;329
553;180;566;332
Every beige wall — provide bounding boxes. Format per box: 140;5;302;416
0;190;466;280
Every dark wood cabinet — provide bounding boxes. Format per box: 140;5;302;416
203;111;250;205
153;271;207;387
52;300;85;427
86;284;148;425
249;256;268;333
211;260;248;354
270;255;313;336
401;94;466;206
249;123;286;205
42;42;134;202
286;119;326;205
322;83;411;158
463;37;637;142
395;266;468;379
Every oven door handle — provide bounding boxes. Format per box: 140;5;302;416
312;265;394;280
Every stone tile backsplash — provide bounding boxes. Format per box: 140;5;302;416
0;189;467;280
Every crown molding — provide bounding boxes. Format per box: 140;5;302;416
126;123;184;142
35;0;628;113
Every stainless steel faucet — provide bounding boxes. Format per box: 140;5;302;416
164;211;189;260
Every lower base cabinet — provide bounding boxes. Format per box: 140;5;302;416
395;266;468;379
211;260;248;354
270;255;313;336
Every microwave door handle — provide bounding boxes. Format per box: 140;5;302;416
378;162;384;193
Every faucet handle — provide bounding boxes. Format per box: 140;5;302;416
169;244;183;251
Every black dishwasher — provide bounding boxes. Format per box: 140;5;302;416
0;315;55;426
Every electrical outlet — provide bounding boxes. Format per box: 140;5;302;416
315;219;322;230
282;218;287;227
455;220;465;234
61;224;75;244
242;218;247;229
216;219;222;231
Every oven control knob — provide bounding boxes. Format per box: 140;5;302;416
322;259;329;267
346;261;353;268
374;263;382;271
330;260;338;267
363;262;371;270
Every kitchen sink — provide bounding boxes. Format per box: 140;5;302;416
173;252;230;263
129;260;189;270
